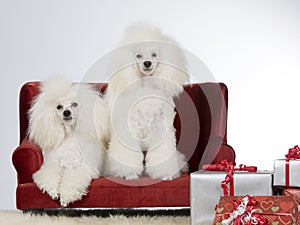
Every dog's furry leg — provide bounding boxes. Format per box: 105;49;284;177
105;134;144;180
58;166;95;207
145;129;187;180
33;164;61;200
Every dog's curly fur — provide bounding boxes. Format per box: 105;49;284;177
105;23;189;180
28;78;108;207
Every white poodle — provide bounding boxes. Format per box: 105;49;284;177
28;78;108;207
105;23;189;180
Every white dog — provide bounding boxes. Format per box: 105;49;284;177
105;23;189;180
28;78;108;207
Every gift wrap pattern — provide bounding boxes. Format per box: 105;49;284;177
213;196;299;225
190;170;273;225
274;159;300;187
283;188;300;204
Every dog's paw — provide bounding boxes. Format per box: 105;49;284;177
124;174;139;180
47;190;59;200
38;186;59;200
160;172;181;181
59;199;69;208
148;171;181;181
59;196;73;208
59;188;86;207
33;175;59;200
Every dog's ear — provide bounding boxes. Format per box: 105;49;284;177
74;84;110;149
107;65;140;98
156;44;189;97
28;93;65;151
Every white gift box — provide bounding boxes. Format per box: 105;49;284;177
190;170;273;225
273;159;300;187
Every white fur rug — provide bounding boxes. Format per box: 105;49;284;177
0;211;190;225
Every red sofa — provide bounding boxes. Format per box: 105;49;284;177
12;82;235;210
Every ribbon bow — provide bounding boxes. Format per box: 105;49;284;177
222;195;268;225
285;145;300;160
240;210;268;225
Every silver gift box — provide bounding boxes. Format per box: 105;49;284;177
190;170;273;225
274;159;300;187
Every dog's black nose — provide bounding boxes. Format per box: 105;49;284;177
63;110;71;117
143;61;152;68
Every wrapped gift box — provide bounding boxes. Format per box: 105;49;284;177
274;159;300;187
283;188;300;203
190;170;273;225
213;195;298;225
283;188;300;222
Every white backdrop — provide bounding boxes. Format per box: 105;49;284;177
1;0;300;210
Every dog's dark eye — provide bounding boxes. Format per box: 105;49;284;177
152;53;157;58
56;105;63;110
72;102;78;107
136;54;142;59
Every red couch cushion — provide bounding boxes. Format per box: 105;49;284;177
16;174;190;209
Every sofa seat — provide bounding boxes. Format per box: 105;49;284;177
16;174;190;209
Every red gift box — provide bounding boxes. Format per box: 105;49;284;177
213;195;298;225
283;189;300;223
283;188;300;204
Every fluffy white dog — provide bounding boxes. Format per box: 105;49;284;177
105;23;189;180
28;78;108;207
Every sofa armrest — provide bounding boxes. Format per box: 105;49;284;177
198;136;235;169
12;139;43;184
212;142;235;163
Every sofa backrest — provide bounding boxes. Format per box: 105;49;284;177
19;82;229;172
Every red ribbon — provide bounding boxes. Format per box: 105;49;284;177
221;163;235;196
235;164;257;172
285;145;300;187
202;159;235;171
285;159;290;187
202;160;257;172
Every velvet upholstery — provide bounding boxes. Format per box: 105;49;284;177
12;82;235;209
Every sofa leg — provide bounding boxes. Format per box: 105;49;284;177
23;207;190;217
